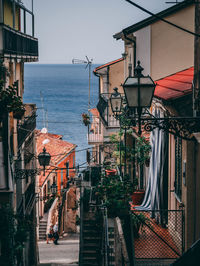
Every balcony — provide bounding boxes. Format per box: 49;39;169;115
97;93;122;128
0;24;38;58
17;104;36;148
87;133;103;144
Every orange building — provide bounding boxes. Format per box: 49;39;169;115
36;130;77;219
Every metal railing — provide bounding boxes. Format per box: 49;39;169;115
87;132;104;143
101;206;110;266
132;209;184;263
1;24;38;56
97;93;122;128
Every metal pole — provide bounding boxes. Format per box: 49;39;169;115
88;62;91;110
124;127;127;175
137;76;142;136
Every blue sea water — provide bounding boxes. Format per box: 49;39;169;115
24;64;99;166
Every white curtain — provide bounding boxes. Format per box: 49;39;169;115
136;107;168;218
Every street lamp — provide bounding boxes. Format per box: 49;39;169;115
123;61;156;135
110;87;123;118
51;181;57;196
109;60;200;140
38;147;51;176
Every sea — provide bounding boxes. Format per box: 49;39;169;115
24;64;99;167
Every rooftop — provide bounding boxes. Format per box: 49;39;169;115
113;0;193;40
93;58;124;73
36;130;77;186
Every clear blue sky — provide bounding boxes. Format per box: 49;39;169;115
25;0;178;64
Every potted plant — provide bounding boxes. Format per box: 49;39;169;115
105;169;117;176
0;69;25;119
95;174;135;218
131;190;145;205
81;113;90;126
131;211;152;238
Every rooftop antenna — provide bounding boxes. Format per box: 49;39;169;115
72;56;93;110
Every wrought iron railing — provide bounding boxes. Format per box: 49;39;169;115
97;93;122;128
101;205;110;266
79;182;84;265
132;209;184;263
1;23;38;56
17;111;36;148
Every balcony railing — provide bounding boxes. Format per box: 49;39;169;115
87;133;103;143
97;93;122;128
17;104;36;148
0;24;38;57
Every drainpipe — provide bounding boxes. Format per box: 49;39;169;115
123;32;136;71
93;70;100;97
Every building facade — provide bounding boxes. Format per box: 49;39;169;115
0;0;38;265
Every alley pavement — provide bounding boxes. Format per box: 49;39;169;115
38;233;79;266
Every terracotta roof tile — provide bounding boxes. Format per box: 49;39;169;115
36;130;77;186
93;58;124;73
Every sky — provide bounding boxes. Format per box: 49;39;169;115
23;0;179;64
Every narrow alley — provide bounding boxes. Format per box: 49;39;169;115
38;233;79;266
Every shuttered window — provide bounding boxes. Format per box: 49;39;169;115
175;137;182;200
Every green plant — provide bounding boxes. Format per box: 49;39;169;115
109;132;151;166
134;136;151;164
131;212;152;238
0;61;24;116
95;174;136;217
81;113;90;126
0;204;33;265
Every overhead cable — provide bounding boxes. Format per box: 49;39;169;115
125;0;200;37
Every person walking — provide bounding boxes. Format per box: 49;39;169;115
46;225;54;244
53;223;59;245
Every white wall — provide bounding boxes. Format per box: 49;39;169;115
135;26;151;76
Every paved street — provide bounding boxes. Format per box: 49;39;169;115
38;233;79;266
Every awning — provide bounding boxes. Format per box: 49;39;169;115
154;67;193;101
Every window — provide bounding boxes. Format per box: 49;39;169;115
61;169;63;189
66;162;69;178
175;137;182;200
47;180;50;194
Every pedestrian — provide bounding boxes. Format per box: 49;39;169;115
53;222;59;245
46;225;54;244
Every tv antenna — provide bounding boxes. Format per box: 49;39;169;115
72;56;93;110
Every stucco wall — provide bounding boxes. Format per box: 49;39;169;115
151;5;194;80
135;26;151;76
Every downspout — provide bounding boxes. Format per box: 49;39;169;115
107;66;109;122
93;70;100;98
123;32;136;70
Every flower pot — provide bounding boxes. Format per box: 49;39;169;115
105;169;117;176
131;190;145;205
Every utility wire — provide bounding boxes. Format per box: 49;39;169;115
125;0;200;37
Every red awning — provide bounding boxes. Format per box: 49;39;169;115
154;67;193;101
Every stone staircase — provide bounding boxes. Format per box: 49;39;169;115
108;225;115;266
39;220;47;240
81;212;102;265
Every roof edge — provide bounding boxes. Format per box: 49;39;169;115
93;58;124;73
114;0;193;39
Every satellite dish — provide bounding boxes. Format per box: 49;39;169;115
42;139;50;145
41;128;48;134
